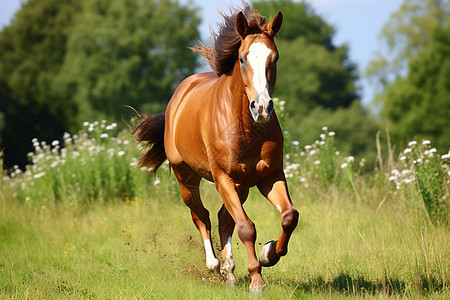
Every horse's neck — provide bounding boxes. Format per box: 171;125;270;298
218;64;254;128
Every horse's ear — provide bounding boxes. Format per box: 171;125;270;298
236;11;248;39
268;11;283;37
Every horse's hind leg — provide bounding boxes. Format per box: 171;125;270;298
172;165;221;276
218;205;236;285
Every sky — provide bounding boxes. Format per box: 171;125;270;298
0;0;403;105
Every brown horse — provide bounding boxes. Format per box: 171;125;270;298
133;3;298;293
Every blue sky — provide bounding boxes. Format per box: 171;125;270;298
0;0;402;106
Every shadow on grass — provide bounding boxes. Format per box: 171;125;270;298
275;272;447;297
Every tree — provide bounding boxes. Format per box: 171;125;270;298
53;0;200;126
366;0;450;91
381;23;450;150
252;0;379;162
0;0;82;168
0;0;200;168
367;0;450;151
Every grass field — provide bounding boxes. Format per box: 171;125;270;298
0;121;449;299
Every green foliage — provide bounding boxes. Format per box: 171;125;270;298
380;22;450;152
389;141;449;226
366;0;450;153
53;0;200;126
366;0;450;86
290;102;379;166
6;121;157;206
0;0;82;167
0;0;200;168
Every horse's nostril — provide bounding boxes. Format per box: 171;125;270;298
268;100;274;112
250;101;256;109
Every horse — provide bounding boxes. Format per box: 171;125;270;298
133;3;298;293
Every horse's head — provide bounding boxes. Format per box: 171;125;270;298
236;11;282;123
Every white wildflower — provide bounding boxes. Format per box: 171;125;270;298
304;145;312;150
100;133;109;139
340;163;348;169
291;140;300;146
422;140;431;145
441;153;450;159
391;169;400;176
118;151;125;157
430;148;437;153
106;125;113;131
313;160;320;165
51;140;59;146
33;172;46;179
31;138;38;143
389;176;397;182
408;141;417;146
322;126;328;131
328;131;335;136
83;121;89;127
346;156;355;163
320;134;326;140
154;178;161;185
403;178;415;184
404;148;412;154
400;156;406;161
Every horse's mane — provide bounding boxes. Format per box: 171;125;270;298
191;1;270;76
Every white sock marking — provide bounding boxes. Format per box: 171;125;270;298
204;239;219;270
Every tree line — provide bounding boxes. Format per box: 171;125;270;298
0;0;448;170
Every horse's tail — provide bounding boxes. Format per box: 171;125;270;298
132;113;167;176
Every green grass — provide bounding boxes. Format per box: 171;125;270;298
0;122;449;298
1;183;449;298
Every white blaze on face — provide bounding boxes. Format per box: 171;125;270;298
247;42;271;100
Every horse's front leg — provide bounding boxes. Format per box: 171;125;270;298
257;167;299;267
214;174;264;293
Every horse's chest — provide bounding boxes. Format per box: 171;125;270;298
229;141;282;186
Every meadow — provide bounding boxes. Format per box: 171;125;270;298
0;114;449;299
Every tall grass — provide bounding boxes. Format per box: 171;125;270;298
0;115;449;298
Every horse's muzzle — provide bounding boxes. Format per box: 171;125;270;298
250;99;273;123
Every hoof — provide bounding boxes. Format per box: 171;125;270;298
249;284;265;295
259;240;280;267
224;274;236;287
207;258;222;278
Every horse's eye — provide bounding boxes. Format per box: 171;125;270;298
274;55;280;63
